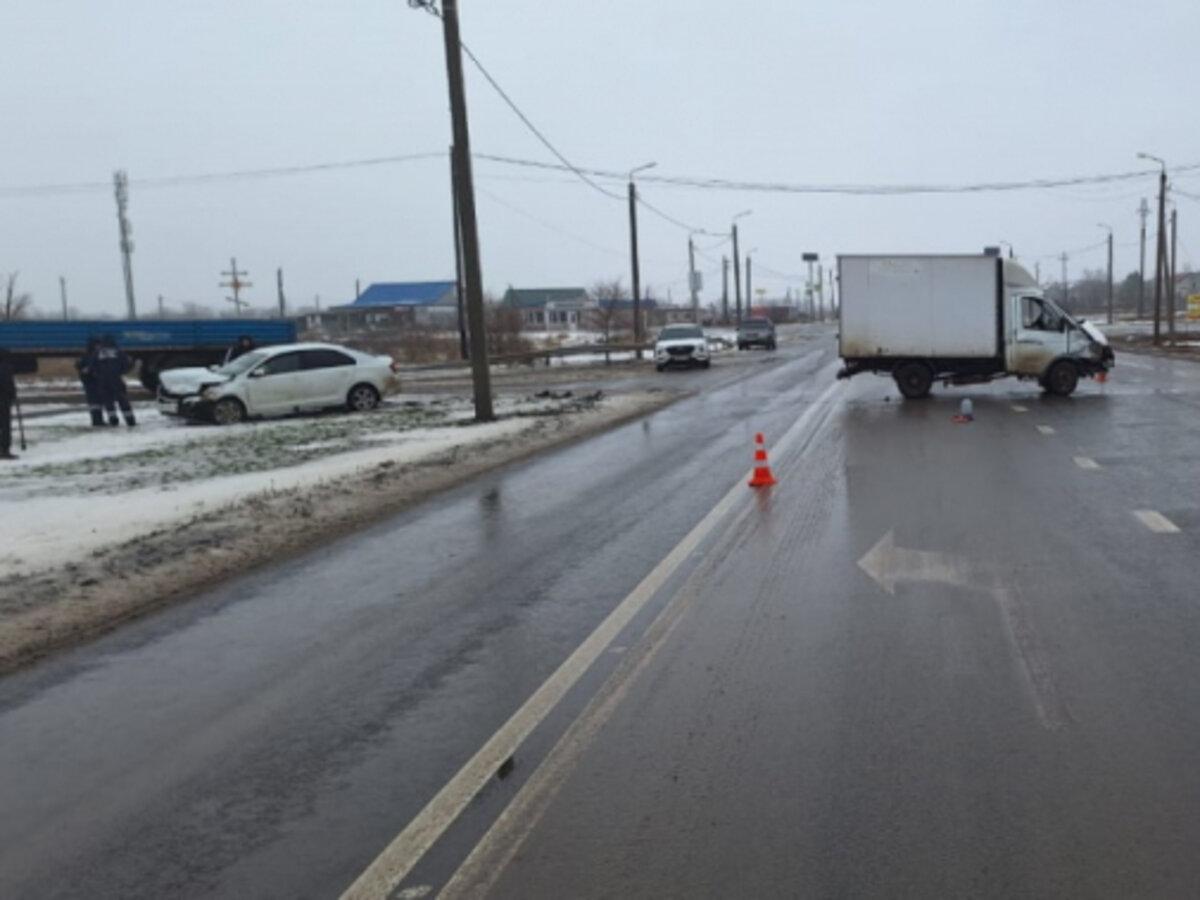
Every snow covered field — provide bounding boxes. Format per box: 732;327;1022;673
0;393;604;577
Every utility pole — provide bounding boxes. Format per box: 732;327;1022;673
1140;153;1168;345
1138;197;1149;319
1060;252;1069;310
449;146;469;361
355;278;361;300
220;257;251;317
687;235;699;324
59;276;68;320
721;256;729;323
731;211;751;324
1168;205;1178;338
627;162;654;358
437;0;493;420
113;170;137;319
157;294;164;318
1098;223;1113;324
745;254;752;315
816;263;824;322
276;267;286;317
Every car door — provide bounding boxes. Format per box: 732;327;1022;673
245;350;305;415
1008;295;1068;377
299;349;358;407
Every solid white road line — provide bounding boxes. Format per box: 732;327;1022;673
1073;456;1101;470
1132;510;1181;533
1036;425;1056;435
339;380;843;900
1011;404;1029;413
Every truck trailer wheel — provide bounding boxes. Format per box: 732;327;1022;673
894;362;933;399
1043;360;1078;397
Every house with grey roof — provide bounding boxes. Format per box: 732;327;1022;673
502;287;590;331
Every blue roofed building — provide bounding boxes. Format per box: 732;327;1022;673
300;281;460;334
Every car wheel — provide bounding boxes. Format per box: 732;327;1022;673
655;363;666;372
211;397;246;425
767;341;777;351
701;359;711;369
737;343;746;351
893;362;934;399
1044;360;1078;397
347;383;381;412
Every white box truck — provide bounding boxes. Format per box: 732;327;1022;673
836;254;1113;398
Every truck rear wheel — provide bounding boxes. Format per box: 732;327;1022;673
1044;360;1078;397
894;362;933;399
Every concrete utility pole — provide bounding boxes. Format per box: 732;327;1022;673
157;294;165;318
220;257;251;317
745;255;752;314
355;279;361;300
731;210;750;324
59;276;68;320
721;256;729;323
1060;252;1069;310
1139;152;1167;345
1098;223;1113;324
276;267;286;317
687;235;700;324
1168;205;1178;338
113;170;137;319
627;162;655;359
816;263;825;322
449;146;468;361
1138;197;1149;319
437;0;493;420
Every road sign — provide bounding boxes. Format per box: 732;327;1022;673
802;252;819;262
1188;293;1200;320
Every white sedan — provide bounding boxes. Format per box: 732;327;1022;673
158;342;399;424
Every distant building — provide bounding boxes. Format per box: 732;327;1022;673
300;281;459;334
502;287;590;331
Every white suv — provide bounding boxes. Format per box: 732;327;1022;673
654;325;711;371
158;342;399;424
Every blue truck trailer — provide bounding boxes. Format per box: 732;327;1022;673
0;319;298;389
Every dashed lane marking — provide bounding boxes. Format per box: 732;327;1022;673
1133;510;1181;533
1073;456;1101;470
1036;425;1055;435
1011;404;1029;413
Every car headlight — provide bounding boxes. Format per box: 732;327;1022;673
201;386;222;400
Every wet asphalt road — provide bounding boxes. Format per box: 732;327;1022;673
2;334;1200;898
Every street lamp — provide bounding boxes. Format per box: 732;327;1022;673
731;210;752;324
1097;223;1114;324
627;162;656;357
1138;153;1168;344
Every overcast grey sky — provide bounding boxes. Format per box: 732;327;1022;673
2;0;1198;317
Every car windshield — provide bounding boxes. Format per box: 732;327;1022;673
212;350;269;376
659;326;703;340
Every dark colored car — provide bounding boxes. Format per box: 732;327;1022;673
737;317;776;350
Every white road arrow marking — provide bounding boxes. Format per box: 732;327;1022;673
856;529;977;595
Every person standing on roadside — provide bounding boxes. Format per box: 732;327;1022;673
76;337;104;427
94;335;136;427
0;347;17;460
224;334;257;364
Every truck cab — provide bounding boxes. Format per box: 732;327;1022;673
1006;283;1113;395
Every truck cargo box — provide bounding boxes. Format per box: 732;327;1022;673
838;255;1001;360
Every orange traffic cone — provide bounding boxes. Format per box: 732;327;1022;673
748;432;778;487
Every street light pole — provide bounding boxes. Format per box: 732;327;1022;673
627;162;655;359
1098;223;1113;324
687;234;699;324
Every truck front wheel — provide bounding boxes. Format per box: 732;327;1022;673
1043;360;1078;397
894;362;933;399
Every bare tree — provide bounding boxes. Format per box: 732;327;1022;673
589;279;631;363
3;272;33;321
